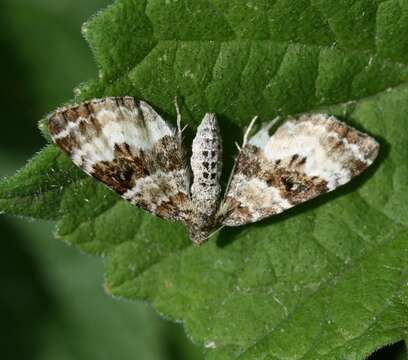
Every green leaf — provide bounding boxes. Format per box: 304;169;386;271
2;0;408;358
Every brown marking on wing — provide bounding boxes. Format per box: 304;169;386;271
304;114;379;163
48;97;137;145
90;135;184;194
54;134;80;156
350;159;370;177
90;135;190;221
233;145;329;205
48;97;192;223
222;114;379;227
48;112;67;137
155;135;185;172
156;193;191;220
92;157;145;195
222;196;253;224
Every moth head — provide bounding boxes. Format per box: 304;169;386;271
197;113;219;133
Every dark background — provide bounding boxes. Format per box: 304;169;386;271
0;1;405;359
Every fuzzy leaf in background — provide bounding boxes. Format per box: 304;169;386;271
1;0;408;359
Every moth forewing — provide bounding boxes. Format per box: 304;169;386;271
48;97;192;223
221;114;379;227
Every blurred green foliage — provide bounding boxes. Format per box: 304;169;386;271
0;1;202;359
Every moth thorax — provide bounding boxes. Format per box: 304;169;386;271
190;113;222;220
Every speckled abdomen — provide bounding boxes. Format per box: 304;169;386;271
189;113;222;243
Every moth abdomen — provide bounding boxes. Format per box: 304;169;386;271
190;113;222;204
189;113;223;244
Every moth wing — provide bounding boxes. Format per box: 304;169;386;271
48;97;191;221
221;114;379;226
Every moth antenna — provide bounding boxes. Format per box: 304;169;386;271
174;96;182;137
242;115;258;147
265;116;280;132
235;142;242;152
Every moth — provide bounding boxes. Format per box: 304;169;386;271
48;97;379;245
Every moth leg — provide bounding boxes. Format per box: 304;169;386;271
205;224;226;241
242;115;258;147
174;96;183;137
174;96;190;145
261;116;280;138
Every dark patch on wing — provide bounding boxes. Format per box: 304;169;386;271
233;145;329;205
156;193;191;220
221;196;253;225
54;134;80;156
222;115;379;227
48;97;137;155
48;97;191;222
91;135;185;195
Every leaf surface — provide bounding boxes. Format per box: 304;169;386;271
1;0;408;358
